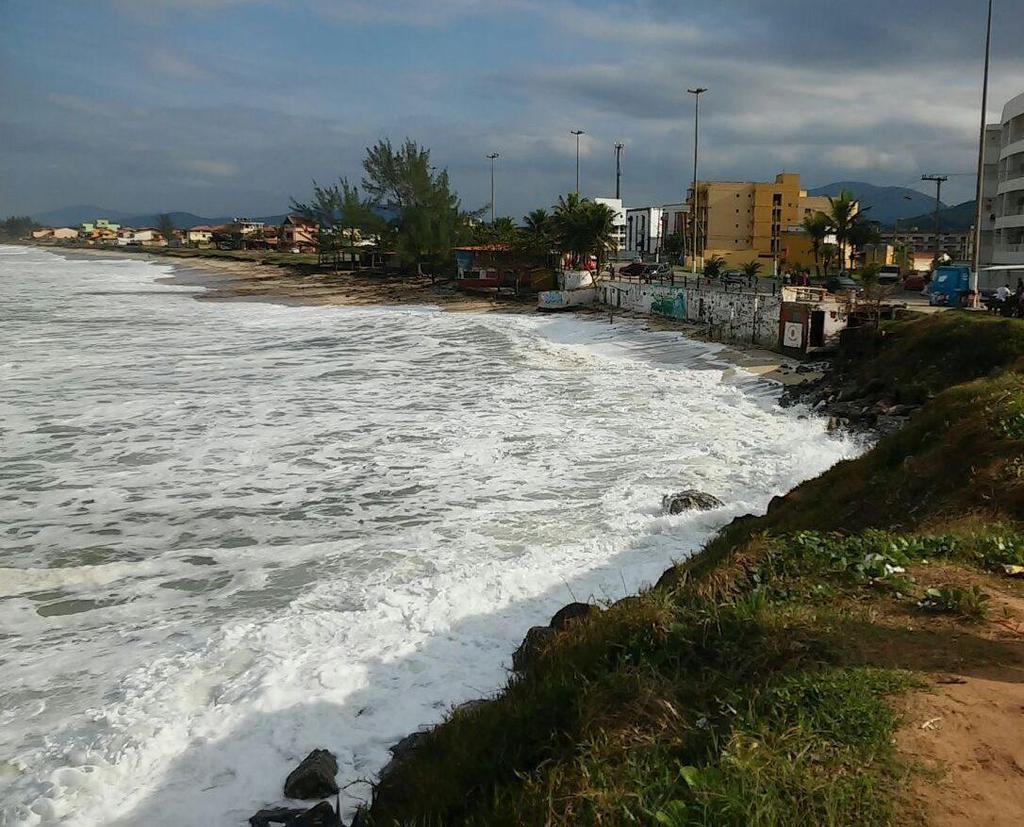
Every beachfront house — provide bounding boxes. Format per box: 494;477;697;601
280;214;318;252
185;225;215;246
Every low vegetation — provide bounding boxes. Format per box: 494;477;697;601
366;312;1024;826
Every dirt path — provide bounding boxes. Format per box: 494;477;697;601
892;570;1024;825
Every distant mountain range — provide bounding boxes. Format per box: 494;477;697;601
30;205;288;229
807;182;943;226
896;200;978;233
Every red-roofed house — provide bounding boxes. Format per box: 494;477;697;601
280;214;318;252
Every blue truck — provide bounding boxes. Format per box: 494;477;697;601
928;265;972;306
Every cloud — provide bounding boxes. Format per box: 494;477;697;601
180;159;239;177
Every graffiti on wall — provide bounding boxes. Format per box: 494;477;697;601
650;290;687;320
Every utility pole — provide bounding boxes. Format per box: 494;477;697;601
922;174;948;268
971;0;994;298
571;130;585;194
687;88;708;275
486;153;499;224
614;142;624;200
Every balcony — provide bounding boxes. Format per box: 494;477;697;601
996;214;1024;230
1000;138;1024;162
998;175;1024;196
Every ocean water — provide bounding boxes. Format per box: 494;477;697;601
0;245;858;825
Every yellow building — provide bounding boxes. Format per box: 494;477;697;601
689;172;834;271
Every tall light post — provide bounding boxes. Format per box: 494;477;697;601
570;129;585;194
971;0;994;299
614;141;624;200
687;87;708;275
486;152;499;224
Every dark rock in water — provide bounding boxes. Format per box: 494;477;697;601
389;730;428;760
549;602;597;630
452;698;490;716
283;749;339;800
654;566;685;593
379;730;430;782
350;805;368;827
295;802;342;827
662;490;724;514
250;802;340;827
512;625;555;672
251;807;306;826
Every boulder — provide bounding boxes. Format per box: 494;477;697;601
452;698;490;716
378;730;429;783
511;625;555;672
250;802;341;827
350;806;368;827
662;490;724;515
283;749;339;800
549;602;597;631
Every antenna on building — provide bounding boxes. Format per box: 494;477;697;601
614;142;625;200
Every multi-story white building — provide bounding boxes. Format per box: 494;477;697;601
982;91;1024;276
593;197;627;257
625;206;662;258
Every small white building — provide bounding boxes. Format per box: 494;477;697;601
594;197;627;258
186;225;215;246
625;207;663;258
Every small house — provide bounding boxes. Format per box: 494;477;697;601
778;286;850;355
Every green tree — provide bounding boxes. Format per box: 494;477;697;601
821;243;838;275
801;211;830;277
0;216;38;241
741;260;763;280
157;214;177;243
703;254;726;279
550;194;616;270
360;138;480;269
473;216;519;247
826;190;859;272
859;262;893;330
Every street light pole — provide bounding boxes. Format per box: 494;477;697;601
687;87;708;275
486;152;499;224
971;0;994;298
571;130;585;194
614;142;624;200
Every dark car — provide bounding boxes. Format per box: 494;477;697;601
824;276;863;295
722;270;747;287
643;263;672;280
618;260;647;278
902;272;927;291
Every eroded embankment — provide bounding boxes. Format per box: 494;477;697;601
365;312;1024;827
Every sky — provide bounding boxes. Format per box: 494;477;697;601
2;0;1023;220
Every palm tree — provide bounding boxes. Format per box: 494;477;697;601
801;211;830;277
703;255;726;279
551;194;615;269
826;190;859;272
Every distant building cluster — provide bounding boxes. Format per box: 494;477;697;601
30;214;321;253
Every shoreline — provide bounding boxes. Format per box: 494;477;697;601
43;244;814;388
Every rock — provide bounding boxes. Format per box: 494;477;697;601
378;729;430;783
452;698;490;716
250;803;341;827
283;749;339;800
662;490;724;514
294;802;342;827
826;417;840;432
549;602;597;630
654;566;685;592
250;808;306;827
512;625;556;672
886;403;915;417
350;806;368;827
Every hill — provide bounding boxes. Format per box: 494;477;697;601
807;181;940;226
897;199;977;233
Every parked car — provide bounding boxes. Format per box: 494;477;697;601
902;271;926;291
618;260;646;278
722;271;747;287
824;275;863;295
643;263;672;280
878;264;901;285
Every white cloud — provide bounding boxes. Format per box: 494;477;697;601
180;159;239;177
